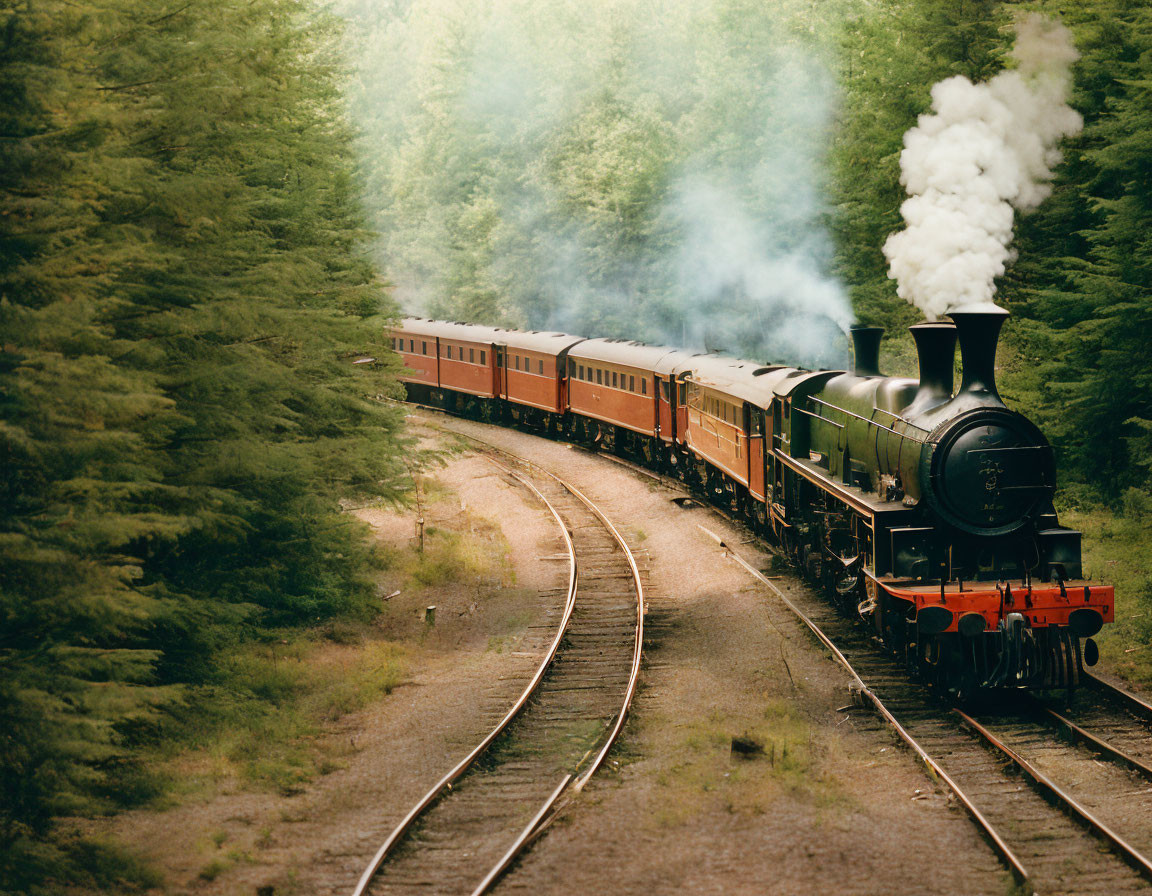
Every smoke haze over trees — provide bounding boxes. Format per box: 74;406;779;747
347;0;1152;498
343;0;856;368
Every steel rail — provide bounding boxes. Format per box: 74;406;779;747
695;525;1031;892
438;432;647;895
1038;704;1152;782
468;775;572;896
351;460;579;896
1084;670;1152;721
955;709;1152;883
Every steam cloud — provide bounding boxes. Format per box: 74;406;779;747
883;14;1083;320
341;0;854;369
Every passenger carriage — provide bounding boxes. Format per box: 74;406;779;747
565;340;681;462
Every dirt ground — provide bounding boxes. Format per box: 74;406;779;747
438;417;1010;896
72;446;568;896
76;414;1030;894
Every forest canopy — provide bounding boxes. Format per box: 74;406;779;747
1;0;405;888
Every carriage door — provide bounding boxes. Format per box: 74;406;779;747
676;378;688;439
494;346;506;399
771;400;785;509
745;404;766;502
656;376;672;441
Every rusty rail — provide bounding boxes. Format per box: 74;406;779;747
956;709;1152;883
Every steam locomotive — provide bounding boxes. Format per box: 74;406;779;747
389;309;1113;691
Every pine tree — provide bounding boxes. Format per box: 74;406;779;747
1007;0;1152;496
2;1;409;883
0;2;185;876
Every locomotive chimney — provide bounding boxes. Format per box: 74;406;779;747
903;322;957;417
949;307;1008;407
850;326;883;377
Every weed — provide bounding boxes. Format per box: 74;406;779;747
199;858;231;881
1061;503;1152;686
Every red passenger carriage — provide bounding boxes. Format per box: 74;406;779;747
496;330;585;421
566;340;681;460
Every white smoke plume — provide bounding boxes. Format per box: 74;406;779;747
671;177;853;368
883;14;1083;320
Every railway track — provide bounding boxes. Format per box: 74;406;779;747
552;422;1152;893
353;444;644;896
403;406;1152;894
696;526;1152;895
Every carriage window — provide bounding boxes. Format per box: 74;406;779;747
641;378;647;395
480;350;486;364
538;360;544;375
612;371;618;388
421;341;426;355
578;364;584;380
629;375;635;392
597;369;603;385
469;348;475;363
679;383;686;403
661;381;669;400
409;339;415;352
515;355;520;370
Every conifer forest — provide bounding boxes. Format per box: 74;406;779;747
2;0;1151;891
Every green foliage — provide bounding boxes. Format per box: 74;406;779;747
1;0;408;886
1003;0;1152;497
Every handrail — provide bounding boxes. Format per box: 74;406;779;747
807;396;925;440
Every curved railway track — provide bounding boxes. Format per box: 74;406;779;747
697;525;1152;895
400;406;1152;894
535;415;1152;893
353;443;644;896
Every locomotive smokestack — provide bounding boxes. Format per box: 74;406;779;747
949;307;1008;406
850;326;883;377
904;322;957;417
